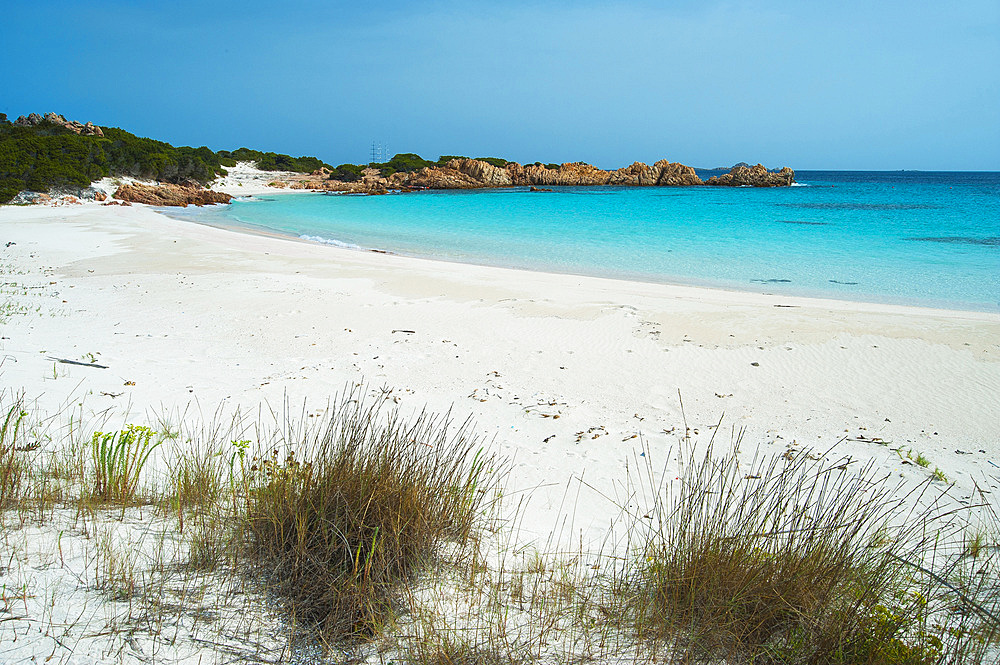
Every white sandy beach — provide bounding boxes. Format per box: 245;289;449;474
1;196;999;662
3;197;999;532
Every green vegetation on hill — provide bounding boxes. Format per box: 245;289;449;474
0;119;227;203
371;153;436;177
329;163;366;182
346;153;515;179
0;115;332;204
475;156;509;168
217;148;330;174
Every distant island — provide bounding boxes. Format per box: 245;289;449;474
0;113;795;206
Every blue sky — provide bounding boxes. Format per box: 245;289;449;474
3;1;997;170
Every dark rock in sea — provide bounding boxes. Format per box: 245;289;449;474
529;186;553;192
912;236;1000;247
114;183;232;207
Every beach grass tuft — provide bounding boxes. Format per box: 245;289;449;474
238;389;500;643
608;440;999;663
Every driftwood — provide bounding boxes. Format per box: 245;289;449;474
46;356;108;369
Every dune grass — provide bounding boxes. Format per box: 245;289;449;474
1;388;997;664
90;424;162;505
236;389;501;644
0;395;31;509
607;440;999;664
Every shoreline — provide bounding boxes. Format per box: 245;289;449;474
179;185;1000;316
2;199;996;413
159;196;998;321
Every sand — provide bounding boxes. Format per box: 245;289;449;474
3;200;999;531
1;198;998;661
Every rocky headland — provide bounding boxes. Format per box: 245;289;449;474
107;156;794;205
281;159;794;195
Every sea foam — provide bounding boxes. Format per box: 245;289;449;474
300;234;363;250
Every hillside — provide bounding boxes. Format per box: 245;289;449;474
0;113;330;204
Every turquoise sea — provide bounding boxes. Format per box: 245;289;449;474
172;171;1000;312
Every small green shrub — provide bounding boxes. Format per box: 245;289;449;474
0;396;30;508
330;163;366;182
381;153;434;175
91;424;161;504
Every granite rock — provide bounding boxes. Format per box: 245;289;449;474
706;164;795;187
114;183;232;206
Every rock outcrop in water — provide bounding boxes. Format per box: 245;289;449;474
225;158;794;194
321;159;792;192
706;164;795;187
114;183;232;206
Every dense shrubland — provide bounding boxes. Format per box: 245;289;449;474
216;147;330;174
0;115;331;203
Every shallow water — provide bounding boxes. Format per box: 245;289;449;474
173;171;1000;312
